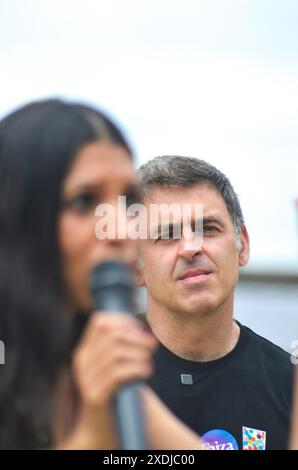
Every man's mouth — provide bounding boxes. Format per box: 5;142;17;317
179;268;211;283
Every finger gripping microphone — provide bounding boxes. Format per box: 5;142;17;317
90;260;147;450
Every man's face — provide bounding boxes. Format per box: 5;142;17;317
138;184;249;317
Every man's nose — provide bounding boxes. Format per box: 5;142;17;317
178;232;203;261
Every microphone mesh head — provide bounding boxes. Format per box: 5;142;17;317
90;261;135;314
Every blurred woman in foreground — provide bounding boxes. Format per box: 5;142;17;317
0;99;201;449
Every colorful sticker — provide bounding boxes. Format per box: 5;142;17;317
242;426;266;450
201;429;239;450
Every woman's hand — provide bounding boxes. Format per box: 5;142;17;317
58;313;157;449
73;314;156;408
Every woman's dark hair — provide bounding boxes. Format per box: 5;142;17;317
0;99;133;449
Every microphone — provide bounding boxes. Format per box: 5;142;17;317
90;260;148;450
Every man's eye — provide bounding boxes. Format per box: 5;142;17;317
157;226;176;240
65;193;97;212
203;225;218;233
158;232;172;240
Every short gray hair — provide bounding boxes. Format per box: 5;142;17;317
137;155;244;244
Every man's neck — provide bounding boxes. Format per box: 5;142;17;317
146;298;240;362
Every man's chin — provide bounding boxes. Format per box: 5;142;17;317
178;298;217;316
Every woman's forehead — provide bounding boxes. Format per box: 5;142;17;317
63;141;135;193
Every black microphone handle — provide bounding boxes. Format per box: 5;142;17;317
90;261;148;450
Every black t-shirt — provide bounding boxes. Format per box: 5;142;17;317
142;317;294;450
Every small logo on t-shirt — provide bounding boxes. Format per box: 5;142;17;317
201;429;239;450
242;426;266;450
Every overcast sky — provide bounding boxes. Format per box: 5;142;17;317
0;0;297;273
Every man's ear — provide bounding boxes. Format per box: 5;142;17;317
135;257;146;287
239;224;250;267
